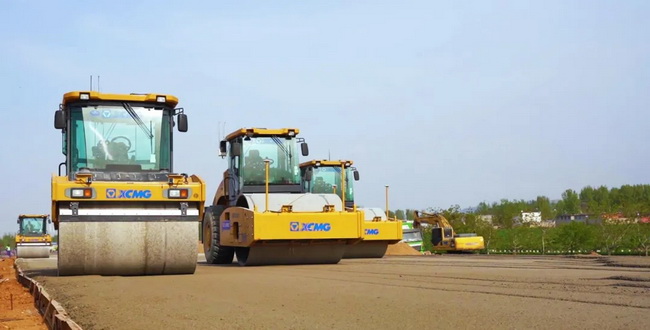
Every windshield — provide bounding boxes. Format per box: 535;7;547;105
240;136;300;185
308;166;354;202
20;217;46;236
69;104;171;172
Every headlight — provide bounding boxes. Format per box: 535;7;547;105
80;93;90;100
71;188;92;198
168;189;188;199
156;96;166;103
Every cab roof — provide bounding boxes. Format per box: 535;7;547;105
19;214;49;218
225;128;300;140
62;91;179;108
299;160;354;168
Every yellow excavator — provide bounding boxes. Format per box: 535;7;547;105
16;214;52;258
299;160;402;258
52;91;205;275
202;128;364;265
414;211;484;252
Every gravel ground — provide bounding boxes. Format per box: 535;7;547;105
17;255;650;330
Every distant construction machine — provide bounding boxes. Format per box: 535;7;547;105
202;128;364;266
300;160;402;258
401;220;424;252
16;214;52;258
52;91;205;275
414;211;484;252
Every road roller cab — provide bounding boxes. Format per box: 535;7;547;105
203;128;364;266
16;214;52;258
52;91;205;275
300;160;403;258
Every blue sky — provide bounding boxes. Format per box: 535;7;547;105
1;0;649;234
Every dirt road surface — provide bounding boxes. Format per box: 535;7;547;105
0;257;46;330
17;255;650;330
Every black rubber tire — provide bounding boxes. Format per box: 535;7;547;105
203;205;235;264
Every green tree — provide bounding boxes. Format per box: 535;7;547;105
628;223;650;256
552;222;595;252
598;220;633;255
1;233;16;250
534;196;554;220
561;189;581;214
395;209;405;220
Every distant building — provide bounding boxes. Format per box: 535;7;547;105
521;212;542;223
478;215;493;224
555;214;590;225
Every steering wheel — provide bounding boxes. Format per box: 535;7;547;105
111;136;132;151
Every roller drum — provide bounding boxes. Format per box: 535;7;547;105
343;242;389;259
16;245;51;258
235;244;346;266
58;221;198;276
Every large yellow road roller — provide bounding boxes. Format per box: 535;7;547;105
300;160;402;258
203;128;363;266
52;91;205;275
16;214;52;258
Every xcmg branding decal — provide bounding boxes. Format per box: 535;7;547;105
290;222;331;232
364;228;380;235
106;188;152;199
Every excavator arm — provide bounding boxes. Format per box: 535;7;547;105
413;211;453;230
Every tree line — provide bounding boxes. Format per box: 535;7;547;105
389;184;650;256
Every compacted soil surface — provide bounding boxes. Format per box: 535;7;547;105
17;255;650;330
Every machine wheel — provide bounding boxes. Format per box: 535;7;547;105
203;205;235;264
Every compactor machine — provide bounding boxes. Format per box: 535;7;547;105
52;91;205;275
203;128;363;266
16;214;52;258
300;160;402;258
414;211;484;252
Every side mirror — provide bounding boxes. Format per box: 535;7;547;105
304;168;313;182
219;140;227;157
177;114;188;132
301;142;309;156
54;110;66;129
353;170;360;181
231;142;242;157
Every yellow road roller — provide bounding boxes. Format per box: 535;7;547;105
16;214;52;258
300;160;402;258
52;91;205;275
203;128;363;266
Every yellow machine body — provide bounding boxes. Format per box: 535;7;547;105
299;160;403;258
16;214;52;258
52;91;205;275
203;128;365;266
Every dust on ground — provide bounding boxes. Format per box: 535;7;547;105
0;258;46;330
18;255;650;330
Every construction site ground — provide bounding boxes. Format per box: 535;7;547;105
15;254;650;330
0;257;46;330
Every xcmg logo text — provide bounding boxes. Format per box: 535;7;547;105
106;189;152;199
365;228;380;235
290;222;331;232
